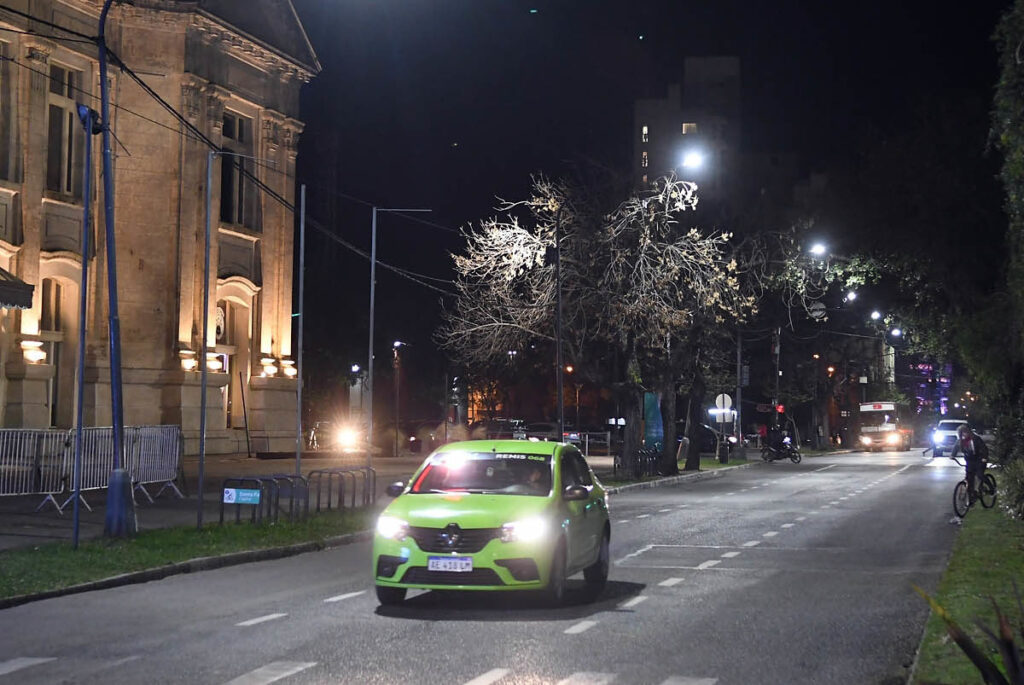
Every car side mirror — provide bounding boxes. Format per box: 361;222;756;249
385;481;405;498
563;484;589;501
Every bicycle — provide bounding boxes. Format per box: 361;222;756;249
950;455;997;518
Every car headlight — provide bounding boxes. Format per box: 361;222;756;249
885;433;900;445
932;431;942;445
376;515;409;540
336;426;360;449
501;516;549;543
860;435;872;446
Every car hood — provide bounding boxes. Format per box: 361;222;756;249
382;493;553;528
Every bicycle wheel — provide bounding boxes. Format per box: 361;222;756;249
979;473;997;509
953;480;970;518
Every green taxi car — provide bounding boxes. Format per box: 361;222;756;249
372;439;610;605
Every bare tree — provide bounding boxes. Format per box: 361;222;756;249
438;175;755;473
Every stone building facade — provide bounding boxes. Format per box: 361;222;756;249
0;0;318;453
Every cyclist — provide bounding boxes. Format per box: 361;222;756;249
949;424;989;502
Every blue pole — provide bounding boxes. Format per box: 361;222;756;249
72;106;96;549
98;1;135;537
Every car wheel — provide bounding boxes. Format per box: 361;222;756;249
583;531;610;590
375;585;407;605
544;543;567;605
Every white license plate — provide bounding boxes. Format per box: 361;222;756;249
427;556;473;572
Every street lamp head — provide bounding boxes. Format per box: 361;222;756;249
870;310;881;321
809;243;827;257
890;327;902;337
681;149;705;169
565;365;574;373
351;364;360;373
845;291;857;302
393;340;406;348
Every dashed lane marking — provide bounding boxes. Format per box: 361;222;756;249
697;560;721;570
615;544;654;564
658;678;719;685
659;577;685;587
781;523;794;528
0;658;57;677
616;519;630;524
222;661;317;685
636;514;651;519
659;508;673;513
795;516;807;521
619;595;648;609
762;531;778;537
324;590;365;603
235;613;287;627
742;540;761;547
462;668;511;685
721;551;740;558
815;464;837;472
564;620;599;635
726;492;736;496
556;673;616;685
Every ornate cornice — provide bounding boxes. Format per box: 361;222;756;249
190;13;315;84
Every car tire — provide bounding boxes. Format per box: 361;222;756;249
544;543;567;605
583;531;610;591
375;585;407;605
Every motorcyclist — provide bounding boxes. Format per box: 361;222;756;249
949;424;988;501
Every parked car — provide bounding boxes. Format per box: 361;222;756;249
524;421;581;444
372;439;610;605
468;418;525;440
931;419;969;458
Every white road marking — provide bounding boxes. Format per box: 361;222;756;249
324;590;365;603
616;519;630;524
615;544;654;564
795;516;807;521
222;661;316;685
235;613;287;627
726;492;735;496
636;514;651;519
659;577;685;587
781;523;794;528
839;496;849;500
721;551;740;558
0;658;56;677
106;656;142;668
659;508;672;513
658;677;718;685
619;595;648;609
815;464;837;471
557;673;616;685
762;531;778;537
829;500;840;505
463;668;511;685
697;560;721;570
742;540;761;547
809;511;820;515
820;505;831;509
564;620;599;635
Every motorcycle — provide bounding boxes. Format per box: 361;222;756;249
760;434;802;464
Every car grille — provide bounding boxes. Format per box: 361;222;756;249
408;526;501;553
400;567;504;586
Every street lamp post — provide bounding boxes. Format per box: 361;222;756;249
367;207;430;465
392;341;407;457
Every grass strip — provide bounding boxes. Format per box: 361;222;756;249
0;507;373;600
913;503;1024;683
597;457;741;487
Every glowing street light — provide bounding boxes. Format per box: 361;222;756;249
809;243;827;257
845;291;857;302
681;149;705;169
891;328;902;337
870;311;881;320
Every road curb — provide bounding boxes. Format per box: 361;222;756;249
0;530;373;611
604;462;753;494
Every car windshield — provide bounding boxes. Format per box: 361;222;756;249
861;411;895;428
937;421;965;431
409;452;553;496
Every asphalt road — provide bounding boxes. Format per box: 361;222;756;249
0;451;961;685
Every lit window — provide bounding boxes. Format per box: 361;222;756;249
46;63;83;197
641;125;648;143
682;122;697;134
641;151;648;168
641;174;648;184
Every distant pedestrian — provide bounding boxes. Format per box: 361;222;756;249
757;423;767;449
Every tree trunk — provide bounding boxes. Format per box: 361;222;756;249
683;363;707;471
659;381;679;475
622;389;643;479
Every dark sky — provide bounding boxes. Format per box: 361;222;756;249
288;0;1011;409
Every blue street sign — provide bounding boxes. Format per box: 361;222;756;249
223;488;261;505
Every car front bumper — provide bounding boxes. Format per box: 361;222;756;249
372;535;555;591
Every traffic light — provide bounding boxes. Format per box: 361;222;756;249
776;404;785;414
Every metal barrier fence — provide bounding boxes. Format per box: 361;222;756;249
0;425;183;513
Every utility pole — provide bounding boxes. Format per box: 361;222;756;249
772;327;781;429
735;330;744;458
555;207;564;440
